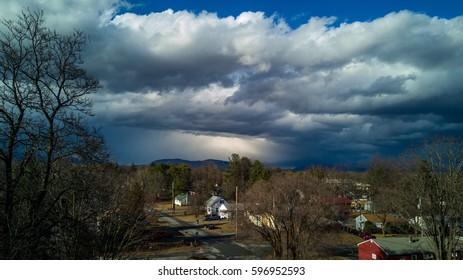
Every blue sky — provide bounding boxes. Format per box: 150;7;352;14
2;0;463;168
130;0;463;27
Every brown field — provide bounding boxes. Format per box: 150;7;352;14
152;201;241;234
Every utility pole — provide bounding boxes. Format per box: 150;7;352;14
172;182;175;213
418;197;423;237
236;186;238;237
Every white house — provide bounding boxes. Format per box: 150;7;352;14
408;216;457;232
205;195;231;219
355;213;403;231
174;193;191;206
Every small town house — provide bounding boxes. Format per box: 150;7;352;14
174;193;192;206
205;195;231;219
355;213;404;231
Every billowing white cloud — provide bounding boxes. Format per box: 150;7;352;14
2;1;463;167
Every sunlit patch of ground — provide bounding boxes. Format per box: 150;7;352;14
130;201;364;260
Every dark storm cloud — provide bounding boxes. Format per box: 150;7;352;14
85;10;290;93
73;9;463;166
4;1;462;166
87;32;240;93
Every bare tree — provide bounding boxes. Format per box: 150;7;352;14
131;166;164;205
0;9;102;259
366;156;399;236
246;171;338;259
93;167;147;260
306;165;328;181
394;137;463;259
51;163;149;260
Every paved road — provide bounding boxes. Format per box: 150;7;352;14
155;212;270;260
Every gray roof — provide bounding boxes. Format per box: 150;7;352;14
205;195;222;207
361;237;436;256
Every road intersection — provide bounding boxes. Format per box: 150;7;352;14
155;211;270;260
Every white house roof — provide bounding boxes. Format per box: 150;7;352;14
205;195;229;208
205;195;221;207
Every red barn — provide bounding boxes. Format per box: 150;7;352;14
358;237;438;260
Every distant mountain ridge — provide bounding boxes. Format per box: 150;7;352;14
150;158;230;169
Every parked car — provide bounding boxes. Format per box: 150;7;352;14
203;224;219;230
204;214;220;221
359;232;376;240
